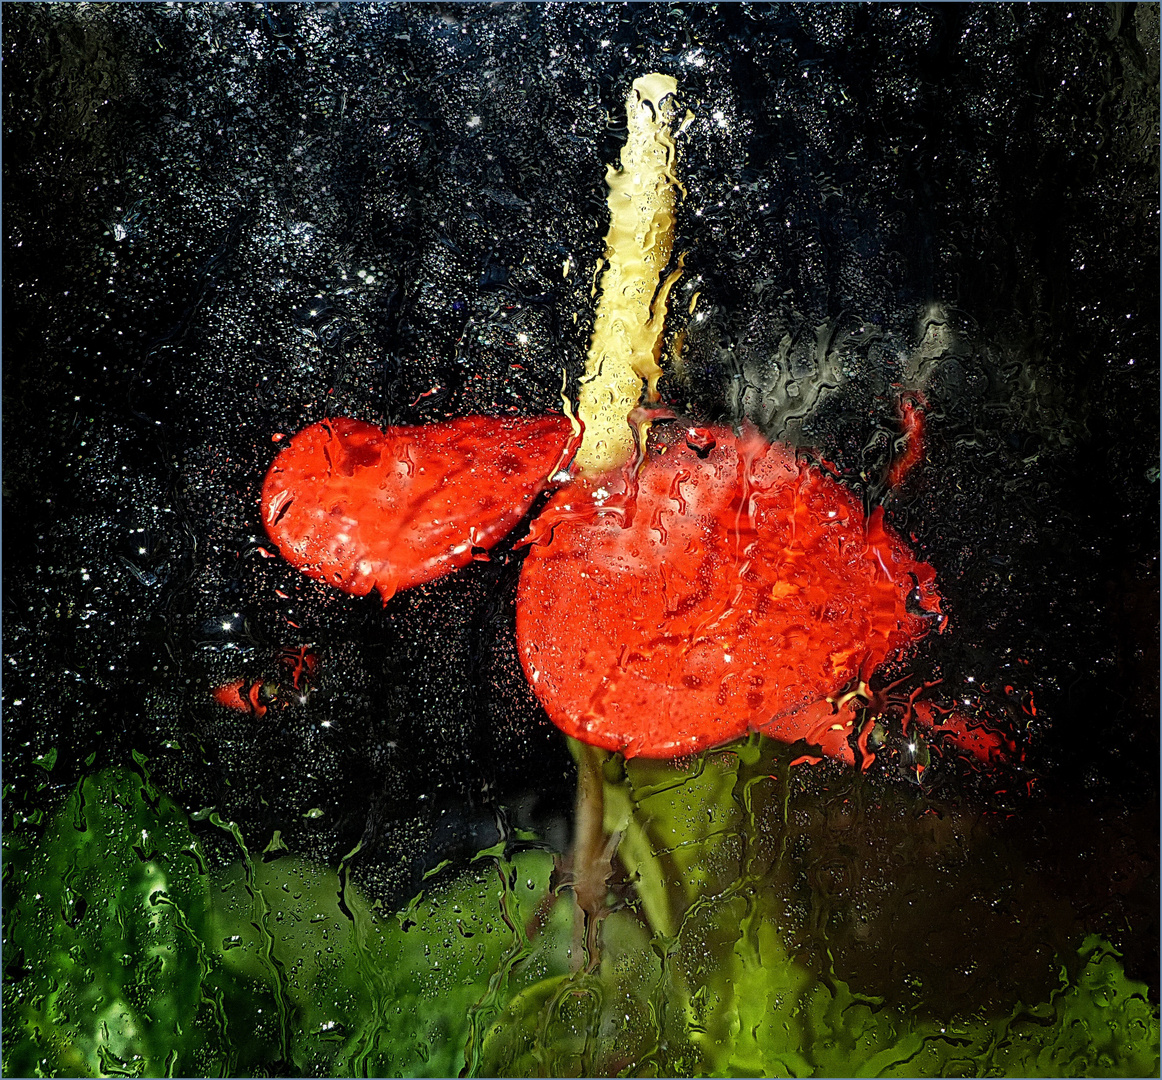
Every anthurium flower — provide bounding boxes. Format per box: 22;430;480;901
252;74;1006;769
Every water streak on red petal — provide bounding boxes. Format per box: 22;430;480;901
887;395;926;488
910;701;1016;765
211;679;267;718
212;680;248;712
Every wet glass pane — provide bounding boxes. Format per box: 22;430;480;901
3;4;1158;1077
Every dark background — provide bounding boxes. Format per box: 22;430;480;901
4;2;1158;994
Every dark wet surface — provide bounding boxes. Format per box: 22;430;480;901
3;1;1158;1036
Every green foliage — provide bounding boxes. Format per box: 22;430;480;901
3;767;213;1078
696;919;1160;1078
2;767;566;1078
202;843;567;1077
480;738;1161;1077
3;762;1159;1078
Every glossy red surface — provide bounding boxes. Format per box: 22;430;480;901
260;415;573;601
888;397;926;488
212;679;267;717
515;423;944;760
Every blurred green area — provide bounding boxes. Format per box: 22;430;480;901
2;766;567;1077
2;760;1158;1078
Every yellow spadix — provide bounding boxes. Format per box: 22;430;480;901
573;73;685;476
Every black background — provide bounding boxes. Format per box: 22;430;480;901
4;2;1158;994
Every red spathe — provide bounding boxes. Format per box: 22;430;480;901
261;415;573;600
515;424;942;760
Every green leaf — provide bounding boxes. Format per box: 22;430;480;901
2;767;214;1078
2;768;571;1078
588;738;1161;1078
480;904;683;1077
206;839;567;1077
33;748;58;773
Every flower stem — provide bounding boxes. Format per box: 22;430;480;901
570;739;610;971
